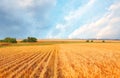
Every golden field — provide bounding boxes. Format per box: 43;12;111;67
0;42;120;78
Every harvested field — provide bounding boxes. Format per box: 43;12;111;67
0;43;120;78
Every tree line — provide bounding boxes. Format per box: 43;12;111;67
0;37;105;43
86;40;105;43
0;37;37;43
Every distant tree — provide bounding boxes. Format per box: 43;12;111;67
27;37;37;42
0;40;4;42
102;40;105;43
0;37;17;43
91;40;93;42
22;37;37;42
22;39;28;42
86;40;89;42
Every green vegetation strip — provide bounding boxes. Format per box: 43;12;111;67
0;41;120;48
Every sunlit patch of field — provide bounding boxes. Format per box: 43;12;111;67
0;43;120;78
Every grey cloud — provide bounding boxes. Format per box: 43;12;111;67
0;0;56;39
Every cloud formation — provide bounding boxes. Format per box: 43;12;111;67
47;0;96;38
69;2;120;39
0;0;56;38
0;0;119;39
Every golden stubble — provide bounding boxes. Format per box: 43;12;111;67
0;43;120;78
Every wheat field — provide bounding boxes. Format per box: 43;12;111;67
0;43;120;78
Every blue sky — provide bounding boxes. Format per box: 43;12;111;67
0;0;120;39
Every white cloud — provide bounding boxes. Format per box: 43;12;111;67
17;0;33;8
64;0;95;21
47;0;96;38
17;0;56;8
69;2;120;39
56;24;65;31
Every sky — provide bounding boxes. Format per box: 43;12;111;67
0;0;120;39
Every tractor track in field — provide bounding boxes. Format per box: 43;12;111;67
0;43;120;78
